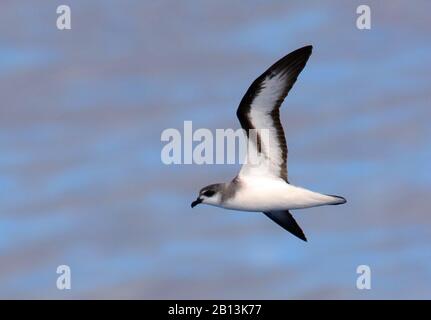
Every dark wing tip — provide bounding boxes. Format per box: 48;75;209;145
298;232;308;242
236;45;314;140
263;211;308;242
291;223;308;242
294;45;313;56
272;44;313;73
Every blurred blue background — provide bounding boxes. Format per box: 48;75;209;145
1;0;430;299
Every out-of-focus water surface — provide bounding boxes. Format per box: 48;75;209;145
1;0;430;299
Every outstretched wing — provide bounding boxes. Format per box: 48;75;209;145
237;46;312;182
263;210;307;241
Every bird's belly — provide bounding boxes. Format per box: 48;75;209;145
222;180;335;212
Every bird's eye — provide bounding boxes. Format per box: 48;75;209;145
202;190;215;197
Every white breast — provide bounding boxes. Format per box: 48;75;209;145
222;177;338;212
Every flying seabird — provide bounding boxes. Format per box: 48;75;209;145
191;45;346;241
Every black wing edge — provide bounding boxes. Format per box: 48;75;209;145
236;45;313;130
236;45;313;182
263;210;307;242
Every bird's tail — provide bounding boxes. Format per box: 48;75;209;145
327;195;347;205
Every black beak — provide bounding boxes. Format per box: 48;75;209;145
191;198;202;208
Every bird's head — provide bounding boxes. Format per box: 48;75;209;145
191;183;223;208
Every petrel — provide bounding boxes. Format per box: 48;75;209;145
191;45;346;241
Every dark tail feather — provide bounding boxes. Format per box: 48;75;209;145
263;210;307;242
327;195;347;205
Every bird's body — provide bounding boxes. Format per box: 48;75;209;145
191;45;346;241
219;177;344;212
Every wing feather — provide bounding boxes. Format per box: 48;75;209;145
237;45;312;181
